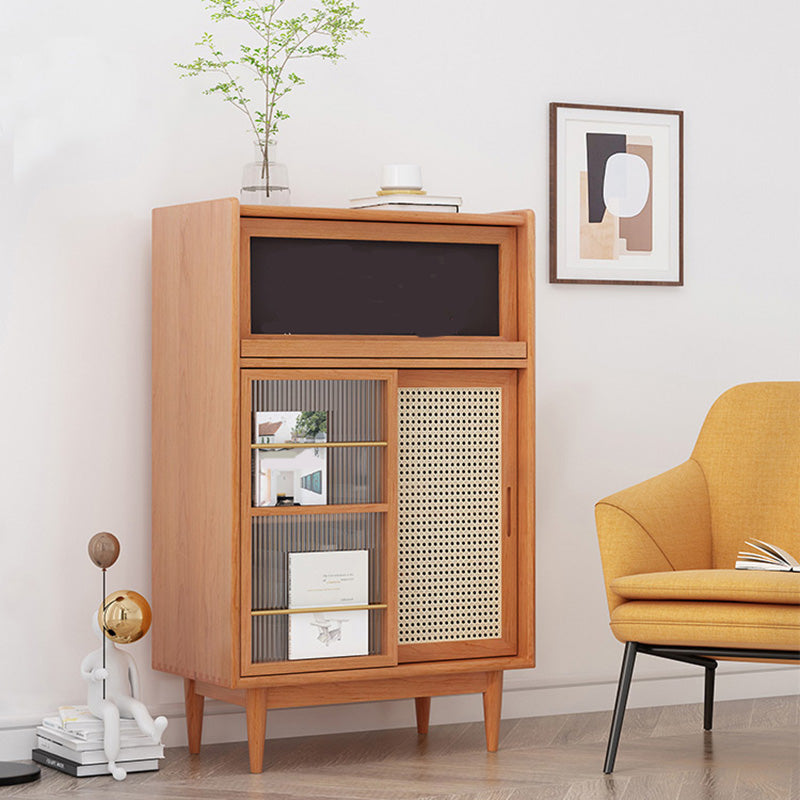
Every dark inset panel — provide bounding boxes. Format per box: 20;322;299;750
586;133;626;223
250;238;500;337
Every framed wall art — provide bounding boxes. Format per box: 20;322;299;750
550;103;683;285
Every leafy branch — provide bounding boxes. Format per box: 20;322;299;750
176;0;368;195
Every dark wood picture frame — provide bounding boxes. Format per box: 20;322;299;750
550;102;683;286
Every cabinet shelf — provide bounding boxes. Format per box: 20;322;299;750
251;503;389;516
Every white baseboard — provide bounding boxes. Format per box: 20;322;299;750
2;664;798;760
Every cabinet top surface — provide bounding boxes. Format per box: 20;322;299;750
155;198;534;228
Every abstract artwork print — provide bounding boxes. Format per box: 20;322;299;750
581;132;653;259
551;103;683;285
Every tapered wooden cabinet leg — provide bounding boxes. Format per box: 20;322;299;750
184;679;205;755
414;696;432;735
246;689;269;774
482;671;503;752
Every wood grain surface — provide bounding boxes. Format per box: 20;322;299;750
151;198;240;686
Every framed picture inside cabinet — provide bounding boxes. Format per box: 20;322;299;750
550;103;683;285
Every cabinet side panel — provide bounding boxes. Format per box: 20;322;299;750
516;211;535;665
152;199;239;685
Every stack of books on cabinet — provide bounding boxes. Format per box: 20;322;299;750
32;706;163;777
349;191;462;213
349;164;461;212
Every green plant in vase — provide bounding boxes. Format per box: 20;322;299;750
176;0;368;204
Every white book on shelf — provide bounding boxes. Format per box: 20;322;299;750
287;549;369;660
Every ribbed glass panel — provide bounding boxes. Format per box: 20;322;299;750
251;513;383;662
251;380;385;505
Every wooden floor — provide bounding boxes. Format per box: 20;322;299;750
4;695;798;799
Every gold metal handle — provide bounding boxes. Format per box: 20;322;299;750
506;485;512;537
251;603;388;617
251;441;388;449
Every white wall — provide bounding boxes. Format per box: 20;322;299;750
2;0;798;758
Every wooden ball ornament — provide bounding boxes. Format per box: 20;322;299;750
88;532;120;570
99;590;152;644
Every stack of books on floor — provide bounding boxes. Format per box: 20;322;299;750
32;705;163;777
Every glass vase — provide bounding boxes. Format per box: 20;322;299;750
241;141;290;205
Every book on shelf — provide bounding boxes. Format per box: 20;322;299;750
735;538;800;572
252;410;328;507
36;731;164;764
349;193;462;213
287;549;369;660
32;749;159;778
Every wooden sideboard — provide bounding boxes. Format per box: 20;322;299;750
152;199;535;772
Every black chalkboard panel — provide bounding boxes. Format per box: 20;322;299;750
250;238;500;337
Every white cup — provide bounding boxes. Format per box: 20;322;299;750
380;164;423;191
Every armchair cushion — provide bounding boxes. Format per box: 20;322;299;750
610;600;800;650
611;569;800;605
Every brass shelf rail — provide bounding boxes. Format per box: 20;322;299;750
252;603;388;617
251;441;388;449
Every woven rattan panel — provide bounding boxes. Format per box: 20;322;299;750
398;387;502;644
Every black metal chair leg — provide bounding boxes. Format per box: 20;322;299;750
603;641;638;774
703;663;717;731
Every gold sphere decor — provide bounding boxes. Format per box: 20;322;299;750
99;590;152;644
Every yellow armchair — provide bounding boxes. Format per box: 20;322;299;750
595;382;800;773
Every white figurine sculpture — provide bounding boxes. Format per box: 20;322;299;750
80;615;168;780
